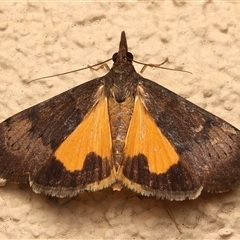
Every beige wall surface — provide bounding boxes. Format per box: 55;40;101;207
0;1;240;239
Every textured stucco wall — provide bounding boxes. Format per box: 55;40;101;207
0;1;240;239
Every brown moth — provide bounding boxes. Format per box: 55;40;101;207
0;31;240;200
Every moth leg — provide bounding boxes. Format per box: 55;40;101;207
164;201;183;233
88;63;110;72
140;57;168;73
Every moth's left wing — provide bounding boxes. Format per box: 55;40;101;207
118;78;240;200
0;79;115;197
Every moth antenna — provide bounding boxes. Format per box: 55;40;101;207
28;58;112;83
88;63;110;72
131;58;192;75
140;57;169;73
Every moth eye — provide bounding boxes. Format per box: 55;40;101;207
126;52;133;61
112;52;133;63
112;52;118;62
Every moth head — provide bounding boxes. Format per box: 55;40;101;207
112;31;134;65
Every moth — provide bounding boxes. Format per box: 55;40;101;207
0;31;240;201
